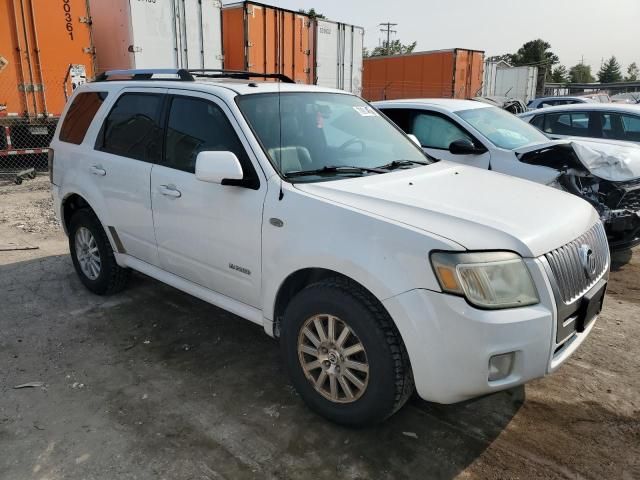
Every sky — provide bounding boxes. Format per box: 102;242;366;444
225;0;639;73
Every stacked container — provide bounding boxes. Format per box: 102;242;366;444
88;0;223;72
0;0;95;170
222;1;314;84
362;49;485;101
314;19;364;94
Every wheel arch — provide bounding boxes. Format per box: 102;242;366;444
272;268;398;340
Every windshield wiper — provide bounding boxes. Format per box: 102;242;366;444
376;159;429;170
284;165;385;178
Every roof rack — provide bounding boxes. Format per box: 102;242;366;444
93;69;295;84
94;69;195;82
188;69;295;83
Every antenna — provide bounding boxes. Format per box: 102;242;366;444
278;74;284;201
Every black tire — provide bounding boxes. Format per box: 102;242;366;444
281;277;414;426
68;209;130;295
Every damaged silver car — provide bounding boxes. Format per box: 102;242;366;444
375;99;640;250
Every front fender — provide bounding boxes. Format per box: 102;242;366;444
261;179;462;321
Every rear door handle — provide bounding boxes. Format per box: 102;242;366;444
90;165;106;176
159;184;182;198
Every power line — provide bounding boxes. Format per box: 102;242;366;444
378;22;397;55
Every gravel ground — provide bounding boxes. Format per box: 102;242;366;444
0;177;639;480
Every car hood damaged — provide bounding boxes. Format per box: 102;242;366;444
295;161;598;257
516;139;640;182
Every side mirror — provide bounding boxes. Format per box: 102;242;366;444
407;134;421;147
195;151;243;184
449;139;484;155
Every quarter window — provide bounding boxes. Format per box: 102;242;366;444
97;93;164;162
164;96;256;183
59;92;108;144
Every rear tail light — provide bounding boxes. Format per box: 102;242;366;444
48;148;54;183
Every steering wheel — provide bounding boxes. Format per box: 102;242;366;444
337;137;366;154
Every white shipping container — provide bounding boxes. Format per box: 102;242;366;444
315;19;364;95
89;0;223;72
483;62;538;103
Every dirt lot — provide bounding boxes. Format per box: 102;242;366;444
1;177;639;480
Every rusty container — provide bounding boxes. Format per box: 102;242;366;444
362;49;485;101
222;1;314;84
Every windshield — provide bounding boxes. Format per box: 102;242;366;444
455;106;549;150
236;92;429;181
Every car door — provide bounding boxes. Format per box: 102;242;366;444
383;108;491;169
150;90;266;308
87;88;166;265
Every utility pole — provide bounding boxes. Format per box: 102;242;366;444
379;22;397;55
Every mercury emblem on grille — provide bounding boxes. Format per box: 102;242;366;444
579;244;597;279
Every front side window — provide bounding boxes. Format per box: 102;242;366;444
60;92;108;144
455;106;548;149
410;113;472;149
236;92;429;182
543;112;589;136
97;93;163;162
163;96;255;181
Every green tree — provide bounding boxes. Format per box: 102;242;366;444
597;56;623;83
490;39;559;81
299;8;325;19
551;65;569;83
626;62;639;81
363;39;417;57
511;39;559;67
569;63;595;83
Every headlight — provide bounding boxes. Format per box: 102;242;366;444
430;251;539;309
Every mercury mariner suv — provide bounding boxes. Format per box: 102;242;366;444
49;69;610;426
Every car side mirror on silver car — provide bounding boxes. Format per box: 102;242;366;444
449;139;485;155
195;151;244;184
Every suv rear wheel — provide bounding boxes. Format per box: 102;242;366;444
69;209;130;295
281;277;414;426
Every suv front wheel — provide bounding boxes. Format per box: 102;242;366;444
281;277;414;426
69;209;130;295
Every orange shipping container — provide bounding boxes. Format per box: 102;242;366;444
222;1;314;84
0;0;95;118
1;0;94;168
362;49;484;101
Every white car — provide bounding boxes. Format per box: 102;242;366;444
375;99;640;249
50;70;609;426
518;103;640;144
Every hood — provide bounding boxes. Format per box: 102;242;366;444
295;161;598;258
515;139;640;182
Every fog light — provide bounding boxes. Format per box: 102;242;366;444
488;352;515;381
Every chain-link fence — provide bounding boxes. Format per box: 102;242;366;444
0;63;85;184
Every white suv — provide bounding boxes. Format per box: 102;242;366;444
50;69;609;426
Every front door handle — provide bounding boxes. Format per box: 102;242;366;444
159;184;182;198
90;165;106;176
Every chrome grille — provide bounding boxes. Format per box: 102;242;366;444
544;222;610;305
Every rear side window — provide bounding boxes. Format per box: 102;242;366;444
97;93;164;162
543;112;589;136
59;92;108;144
163;96;258;184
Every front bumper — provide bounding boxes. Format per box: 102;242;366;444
383;258;598;404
